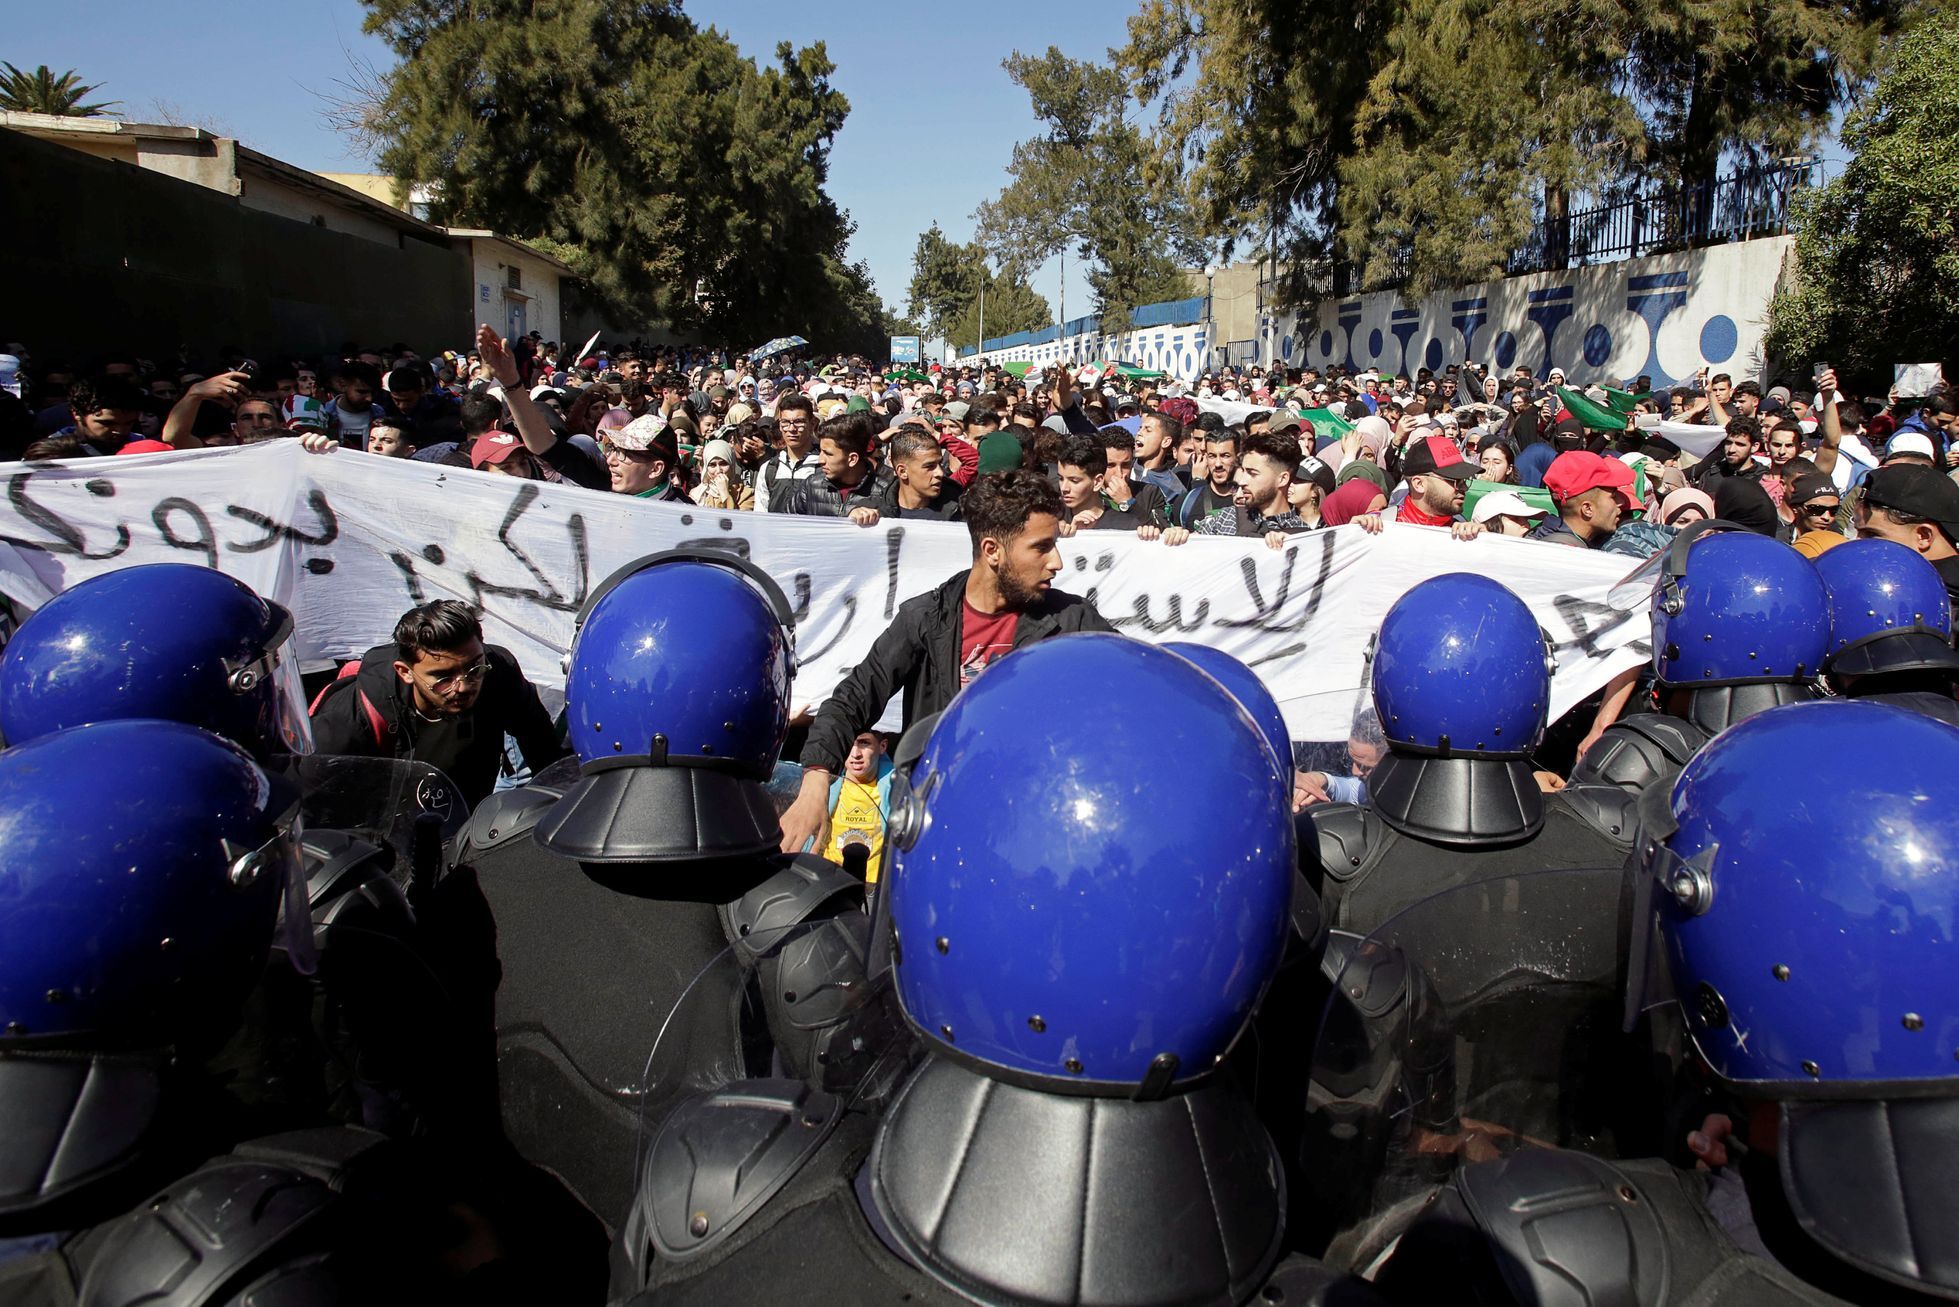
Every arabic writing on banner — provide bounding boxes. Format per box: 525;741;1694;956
0;443;1650;742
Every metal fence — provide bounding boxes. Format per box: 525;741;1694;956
1332;161;1817;294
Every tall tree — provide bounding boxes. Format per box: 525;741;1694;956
1764;9;1959;383
1120;0;1893;300
907;224;988;340
943;266;1053;357
0;63;116;116
359;2;875;347
975;48;1201;330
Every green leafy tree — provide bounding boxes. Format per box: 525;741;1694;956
943;266;1053;356
975;48;1201;330
360;2;878;347
0;63;117;116
1764;10;1959;382
1120;0;1892;300
906;224;988;339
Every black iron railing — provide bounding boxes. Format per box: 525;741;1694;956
1331;161;1817;294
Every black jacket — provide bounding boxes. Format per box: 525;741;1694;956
799;569;1114;773
310;643;567;806
770;465;896;517
867;475;963;521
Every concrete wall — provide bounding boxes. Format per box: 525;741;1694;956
0;127;471;365
238;170;410;247
960;237;1792;387
1267;237;1792;387
466;239;564;346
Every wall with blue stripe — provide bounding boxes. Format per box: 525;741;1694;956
955;236;1789;387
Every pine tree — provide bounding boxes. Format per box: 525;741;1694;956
975;47;1203;329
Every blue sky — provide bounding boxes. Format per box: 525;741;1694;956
7;0;1133;329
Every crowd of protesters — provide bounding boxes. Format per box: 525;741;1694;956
4;326;1956;835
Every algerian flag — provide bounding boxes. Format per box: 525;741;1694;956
1001;361;1034;378
1601;386;1655;415
1557;386;1629;432
1298;406;1355;436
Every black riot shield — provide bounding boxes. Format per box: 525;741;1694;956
1302;866;1654;1267
292;753;469;882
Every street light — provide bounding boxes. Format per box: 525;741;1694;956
1204;264;1219;374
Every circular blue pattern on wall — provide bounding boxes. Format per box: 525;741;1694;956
1699;314;1738;365
1181;350;1193;375
1368;328;1384;359
1583;324;1613;367
1320;330;1334;358
1282;335;1294;361
1424;337;1444;372
1493;331;1517;370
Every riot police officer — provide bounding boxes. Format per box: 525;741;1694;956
1573;525;1829;794
0;562;479;1140
1369;699;1959;1305
614;635;1381;1306
456;549;870;1233
1310;573;1635;935
0;720;601;1303
1813;537;1959;724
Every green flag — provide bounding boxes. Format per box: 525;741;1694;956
1298;406;1355;437
1001;360;1034;378
1557;386;1629;432
1601;386;1655;415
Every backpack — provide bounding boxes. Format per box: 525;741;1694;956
308;661;390;750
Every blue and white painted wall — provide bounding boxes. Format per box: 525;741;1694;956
960;236;1791;387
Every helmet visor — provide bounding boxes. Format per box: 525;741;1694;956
229;601;314;756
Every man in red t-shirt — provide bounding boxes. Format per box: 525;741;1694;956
779;470;1114;852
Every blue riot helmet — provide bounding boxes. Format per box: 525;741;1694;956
1626;700;1959;1299
0;720;306;1217
886;634;1294;1095
1812;537;1959;679
1367;572;1555;845
1647;523;1827;732
1164;641;1292;773
535;548;795;867
0;563;312;759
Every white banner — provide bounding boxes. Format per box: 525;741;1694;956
0;443;1650;742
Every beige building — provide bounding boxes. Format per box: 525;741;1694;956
445;230;570;346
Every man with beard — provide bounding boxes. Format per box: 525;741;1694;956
1191;431;1317;548
776;471;1114;852
1355;435;1485;540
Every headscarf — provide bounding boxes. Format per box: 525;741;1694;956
1336;460;1390;492
1321;478;1388;527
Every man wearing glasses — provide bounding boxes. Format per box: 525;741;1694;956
310;598;567;806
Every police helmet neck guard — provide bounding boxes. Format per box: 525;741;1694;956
540;547;796;868
1670;679;1815;738
866;1055;1287;1307
1367;752;1544;846
0;1049;171;1223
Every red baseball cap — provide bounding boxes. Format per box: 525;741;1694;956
116;439;175;456
1401;434;1477;481
469;432;526;468
1543;451;1637;508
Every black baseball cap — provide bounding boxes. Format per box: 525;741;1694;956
1789;472;1840;507
1401;434;1477;481
1862;464;1959;543
1294;454;1337;495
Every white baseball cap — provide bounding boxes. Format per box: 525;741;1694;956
1470;490;1550;526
